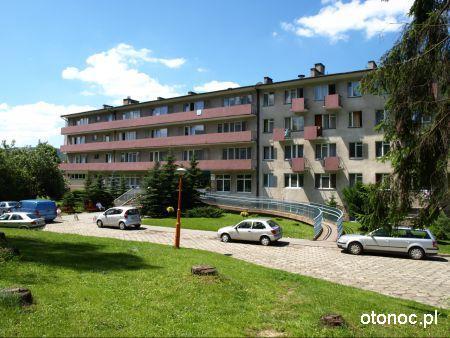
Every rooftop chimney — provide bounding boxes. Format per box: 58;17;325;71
314;63;325;75
123;96;140;105
103;104;113;109
188;91;197;95
310;68;320;77
157;97;164;100
298;74;305;79
264;76;273;84
367;60;377;69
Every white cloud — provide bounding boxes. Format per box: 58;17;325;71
62;43;185;103
272;31;278;37
196;67;209;73
281;0;413;42
0;101;95;147
193;80;240;92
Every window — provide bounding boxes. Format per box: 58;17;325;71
74;155;87;163
222;148;252;160
284;144;303;160
263;92;275;107
284;173;304;188
183;149;204;161
10;214;23;221
184;124;205;135
315;143;336;160
348;111;362;128
375;141;390;157
284;88;303;104
151;128;168;138
152;106;168;116
76;117;89;126
263;119;274;133
119;131;137;141
236;174;252;192
263;173;277;188
347;81;362;97
224;95;252;107
314;85;328;101
284;116;304;131
69;173;86;180
315;114;336;129
71;136;85;145
315;173;337;189
349;173;363;187
263;146;275;160
252;222;266;230
105;153;113;163
183;101;205;112
349;142;363;159
218;121;246;133
375;173;390;185
149;151;167;162
125;176;141;188
94;153;100;160
216;174;231;192
123;110;140;120
375;110;388;125
104;135;111;142
237;221;252;229
121;152;139;163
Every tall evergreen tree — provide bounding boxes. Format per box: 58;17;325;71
182;157;202;209
160;152;178;209
140;162;164;216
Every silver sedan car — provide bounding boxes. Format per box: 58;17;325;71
0;212;46;229
95;207;141;230
337;227;439;260
218;218;282;246
0;201;19;214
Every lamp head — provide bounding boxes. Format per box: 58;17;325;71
176;167;188;176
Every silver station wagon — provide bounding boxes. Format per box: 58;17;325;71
218;218;283;246
337;227;439;260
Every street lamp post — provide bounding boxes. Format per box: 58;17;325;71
174;167;187;248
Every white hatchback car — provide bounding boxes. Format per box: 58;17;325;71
218;218;283;246
95;207;141;230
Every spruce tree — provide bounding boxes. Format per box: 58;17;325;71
140;162;164;217
160;152;178;210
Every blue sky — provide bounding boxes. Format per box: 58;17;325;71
0;0;412;146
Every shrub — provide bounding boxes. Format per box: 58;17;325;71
185;206;224;218
240;210;249;218
326;194;338;208
61;191;77;213
429;212;450;240
166;206;175;214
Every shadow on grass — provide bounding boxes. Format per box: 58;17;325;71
7;236;160;273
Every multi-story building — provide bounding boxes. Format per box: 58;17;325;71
60;61;391;205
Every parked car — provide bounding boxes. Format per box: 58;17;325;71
95;207;141;230
0;201;19;214
0;212;46;229
218;218;282;246
337;227;439;260
18;200;57;222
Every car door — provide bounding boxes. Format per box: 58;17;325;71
0;213;11;227
0;203;5;214
387;229;410;252
9;214;25;228
251;221;268;241
235;221;253;241
364;228;391;251
103;209;116;226
110;208;123;227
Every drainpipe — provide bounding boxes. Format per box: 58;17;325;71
255;87;261;197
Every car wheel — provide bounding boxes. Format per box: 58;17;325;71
119;222;127;230
348;242;363;255
409;247;425;260
19;225;29;230
260;236;271;246
135;224;141;229
221;233;231;243
96;220;103;228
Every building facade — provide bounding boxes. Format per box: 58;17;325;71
60;61;391;205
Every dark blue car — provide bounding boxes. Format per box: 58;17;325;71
19;200;57;222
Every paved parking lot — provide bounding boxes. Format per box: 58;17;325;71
45;213;450;308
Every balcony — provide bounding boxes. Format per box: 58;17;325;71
290;98;308;113
304;126;322;141
290;157;306;172
273;128;291;142
322;156;342;171
60;159;255;172
324;94;342;110
61;104;254;135
61;131;255;153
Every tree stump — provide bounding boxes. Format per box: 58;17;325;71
320;314;345;327
0;287;33;306
191;265;218;276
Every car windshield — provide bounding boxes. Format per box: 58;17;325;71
26;214;40;219
267;220;280;229
0;214;10;220
127;209;140;215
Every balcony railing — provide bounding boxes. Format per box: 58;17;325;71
60;159;255;172
61;131;255;153
62;104;254;135
290;157;306;172
322;156;342;171
273;128;291;142
290;98;308;113
324;94;342;110
304;126;322;141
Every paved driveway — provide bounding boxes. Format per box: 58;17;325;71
45;213;450;308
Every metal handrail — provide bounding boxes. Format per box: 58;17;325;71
113;187;143;206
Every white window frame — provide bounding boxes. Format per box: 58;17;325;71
123;110;141;120
236;174;252;193
348;111;362;128
349;173;363;187
263;146;275;160
263;173;277;188
284;116;304;132
316;173;336;189
376;141;390;158
216;174;231;192
315;143;337;160
284;173;304;188
349;142;363;159
314;85;328;101
263;119;274;133
284;144;303;160
263;92;275;107
347;81;362;97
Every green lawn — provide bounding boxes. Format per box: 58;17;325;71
0;229;448;337
142;212;315;240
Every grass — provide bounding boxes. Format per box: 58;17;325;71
142;212;315;240
0;229;448;337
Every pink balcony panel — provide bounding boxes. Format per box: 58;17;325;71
304;126;322;141
272;128;286;142
323;156;341;171
290;157;305;172
290;98;307;113
60;159;254;172
61;131;254;153
61;104;254;135
324;94;342;110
